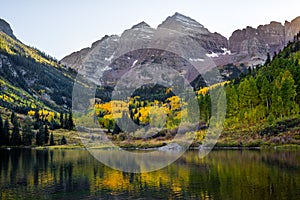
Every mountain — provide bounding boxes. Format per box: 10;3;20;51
61;13;300;88
0;19;78;113
61;12;231;88
0;18;16;40
229;16;300;66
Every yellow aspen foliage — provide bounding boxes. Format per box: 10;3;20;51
28;110;35;116
197;81;230;95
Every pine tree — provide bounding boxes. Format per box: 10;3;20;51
113;123;121;135
60;135;67;145
238;77;259;110
10;111;15;124
64;113;68;129
280;70;297;116
0;114;4;146
36;123;45;146
49;133;55;145
59;112;64;128
22;117;33;146
68;111;74;130
44;125;49;144
226;85;239;117
33;110;40;129
10;119;21;146
260;76;272;110
3;119;10;146
265;53;271;65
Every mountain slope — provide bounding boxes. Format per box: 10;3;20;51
61;12;231;88
0;19;78;112
61;13;300;83
0;18;16;40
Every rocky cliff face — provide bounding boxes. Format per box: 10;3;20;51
61;13;300;87
285;16;300;42
0;18;16;39
229;17;300;66
61;13;229;87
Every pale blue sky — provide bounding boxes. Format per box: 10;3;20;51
1;0;299;59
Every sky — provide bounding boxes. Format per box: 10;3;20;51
1;0;300;60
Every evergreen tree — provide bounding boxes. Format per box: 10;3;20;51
3;119;10;146
280;70;297;116
49;133;55;145
238;77;259;110
68;111;74;130
10;111;15;124
259;76;272;110
113;123;121;135
33;110;40;129
59;112;64;128
36;123;45;146
226;85;239;117
64;113;68;129
265;53;271;65
0;114;4;146
22;117;34;146
60;135;67;145
10;119;21;146
44;124;49;144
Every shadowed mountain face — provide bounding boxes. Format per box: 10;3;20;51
0;18;16;39
61;13;300;88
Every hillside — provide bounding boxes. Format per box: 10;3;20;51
0;23;79;113
218;33;300;147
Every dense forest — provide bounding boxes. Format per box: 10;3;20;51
0;110;73;147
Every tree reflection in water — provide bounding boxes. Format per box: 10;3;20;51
0;149;300;199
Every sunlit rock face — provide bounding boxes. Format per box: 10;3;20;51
61;13;300;87
229;17;300;66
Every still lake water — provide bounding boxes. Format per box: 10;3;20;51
0;149;300;200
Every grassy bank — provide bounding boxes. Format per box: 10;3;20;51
3;116;300;150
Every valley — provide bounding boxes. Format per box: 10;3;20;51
1;13;300;149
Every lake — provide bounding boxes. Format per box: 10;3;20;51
1;149;300;199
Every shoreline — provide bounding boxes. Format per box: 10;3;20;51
2;144;300;151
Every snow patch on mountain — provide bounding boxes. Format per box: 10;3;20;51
131;60;138;68
101;65;112;71
189;58;204;62
206;52;219;58
105;53;115;62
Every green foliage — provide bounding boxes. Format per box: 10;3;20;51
49;133;55;146
44;124;49;144
36;124;45;146
0;114;4;146
60;135;67;145
10;116;21;146
3;119;10;146
22;117;34;146
0;32;58;67
224;36;300;127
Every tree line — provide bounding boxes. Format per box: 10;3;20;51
0;111;72;147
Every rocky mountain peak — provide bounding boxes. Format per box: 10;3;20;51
291;16;300;24
229;16;300;66
158;12;208;34
131;21;151;29
0;18;16;39
172;12;203;26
